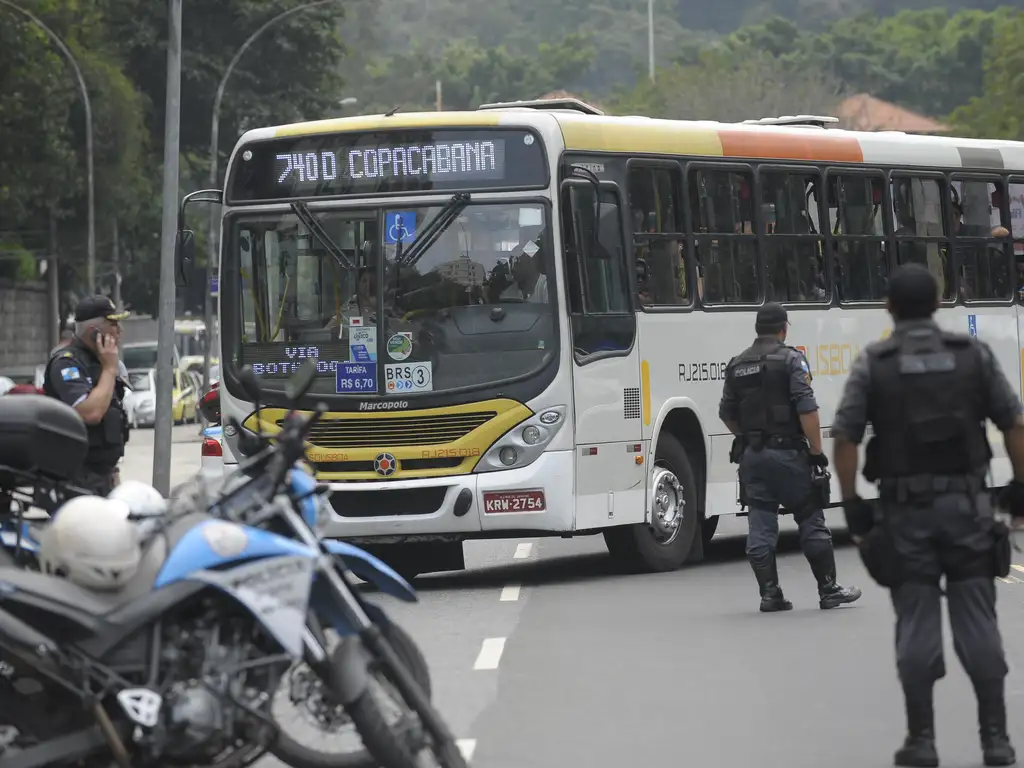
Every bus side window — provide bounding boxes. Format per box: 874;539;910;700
560;184;635;359
687;167;758;305
761;170;827;303
1012;180;1024;299
890;175;953;300
627;166;688;307
952;177;1012;302
828;174;888;302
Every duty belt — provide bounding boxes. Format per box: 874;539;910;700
744;433;805;451
878;474;983;503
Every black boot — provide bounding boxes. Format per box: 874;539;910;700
751;555;793;613
977;681;1016;766
894;690;939;767
807;547;863;609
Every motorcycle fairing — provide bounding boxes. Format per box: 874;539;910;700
153;519;315;589
321;540;416;602
185;554;316;657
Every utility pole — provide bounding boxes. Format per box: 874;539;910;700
648;0;655;82
436;79;442;111
153;0;182;496
112;218;122;312
47;207;59;349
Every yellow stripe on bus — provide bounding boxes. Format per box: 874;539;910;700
559;119;724;156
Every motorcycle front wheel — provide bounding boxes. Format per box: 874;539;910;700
338;634;468;768
267;617;431;768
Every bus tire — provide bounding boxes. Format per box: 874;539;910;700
602;432;699;573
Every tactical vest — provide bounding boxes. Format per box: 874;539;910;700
43;340;126;470
725;341;802;440
864;327;990;479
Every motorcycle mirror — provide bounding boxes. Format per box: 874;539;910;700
238;366;261;403
237;366;264;437
198;383;221;424
285;358;318;403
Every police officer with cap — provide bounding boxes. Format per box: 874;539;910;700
720;302;862;612
834;263;1024;767
43;295;131;495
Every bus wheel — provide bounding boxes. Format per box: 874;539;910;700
603;432;698;573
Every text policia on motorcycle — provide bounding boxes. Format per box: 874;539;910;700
0;361;466;768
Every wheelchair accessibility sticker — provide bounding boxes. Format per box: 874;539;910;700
385;211;417;245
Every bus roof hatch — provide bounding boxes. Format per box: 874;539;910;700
477;98;605;116
740;115;840;128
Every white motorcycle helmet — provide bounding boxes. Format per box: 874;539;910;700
108;481;167;538
109;481;167;519
39;496;142;591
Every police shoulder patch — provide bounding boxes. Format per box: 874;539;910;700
60;366;82;381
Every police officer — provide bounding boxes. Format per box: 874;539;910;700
720;302;862;612
833;264;1023;767
43;295;130;495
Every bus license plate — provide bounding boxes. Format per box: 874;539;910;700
482;490;546;514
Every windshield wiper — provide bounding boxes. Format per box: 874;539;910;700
290;202;356;271
396;192;471;269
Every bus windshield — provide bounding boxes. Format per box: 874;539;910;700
227;200;557;399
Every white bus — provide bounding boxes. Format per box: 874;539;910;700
178;99;1024;579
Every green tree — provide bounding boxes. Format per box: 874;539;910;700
948;11;1024;140
611;47;844;122
347;34;596;114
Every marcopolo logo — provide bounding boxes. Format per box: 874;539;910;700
358;401;409;411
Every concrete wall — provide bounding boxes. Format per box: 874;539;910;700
0;280;50;378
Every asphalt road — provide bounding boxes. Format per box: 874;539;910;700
125;431;1024;768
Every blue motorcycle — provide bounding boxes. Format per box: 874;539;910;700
0;369;465;768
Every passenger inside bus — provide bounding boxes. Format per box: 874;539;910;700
689;170;758;304
949;182;1012;302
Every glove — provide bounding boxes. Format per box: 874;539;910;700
843;496;875;538
809;451;829;469
998;480;1024;518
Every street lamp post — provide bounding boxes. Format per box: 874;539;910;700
203;0;343;391
0;0;96;295
648;0;655;82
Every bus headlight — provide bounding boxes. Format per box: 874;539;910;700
475;405;567;473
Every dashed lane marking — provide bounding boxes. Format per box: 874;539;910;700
513;542;533;559
457;739;477;761
500;584;521;602
473;638;506;670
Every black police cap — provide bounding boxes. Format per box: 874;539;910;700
755;302;788;331
74;295;129;323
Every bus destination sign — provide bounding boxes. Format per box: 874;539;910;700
228;128;547;202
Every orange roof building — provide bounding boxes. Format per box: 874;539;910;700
836;93;949;134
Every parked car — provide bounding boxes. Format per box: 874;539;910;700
123;367;197;427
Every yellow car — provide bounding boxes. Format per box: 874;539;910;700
172;368;198;425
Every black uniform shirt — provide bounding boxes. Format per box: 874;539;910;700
832;318;1023;444
47;340;103;409
719;337;819;425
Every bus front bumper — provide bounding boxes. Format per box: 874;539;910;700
319;449;575;541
